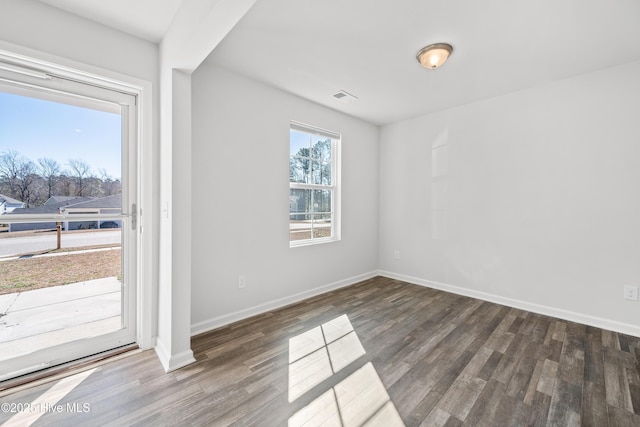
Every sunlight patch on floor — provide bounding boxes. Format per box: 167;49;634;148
2;368;95;426
288;314;404;426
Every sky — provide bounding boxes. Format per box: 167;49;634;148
0;91;122;179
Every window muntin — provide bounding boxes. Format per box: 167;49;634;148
289;122;339;246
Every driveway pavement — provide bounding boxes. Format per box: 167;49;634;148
0;278;121;360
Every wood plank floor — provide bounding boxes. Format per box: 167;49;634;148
0;276;639;426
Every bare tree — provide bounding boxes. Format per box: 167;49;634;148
58;173;73;197
15;161;39;206
0;150;21;196
67;159;93;196
38;157;61;200
1;151;119;204
98;168;122;196
0;150;39;206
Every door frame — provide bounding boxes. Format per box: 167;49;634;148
0;44;154;368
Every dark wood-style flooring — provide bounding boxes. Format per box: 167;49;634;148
0;276;638;426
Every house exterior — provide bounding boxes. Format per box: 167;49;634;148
7;194;122;232
0;194;24;214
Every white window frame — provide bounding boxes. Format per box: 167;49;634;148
289;121;341;247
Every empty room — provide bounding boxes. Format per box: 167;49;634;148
0;0;639;425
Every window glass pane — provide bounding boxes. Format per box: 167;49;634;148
289;223;311;242
312;136;332;162
290;188;311;241
311;161;331;185
312;214;332;239
290;129;310;157
290;188;311;217
290;156;310;183
312;189;332;213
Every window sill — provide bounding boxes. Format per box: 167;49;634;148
289;237;340;248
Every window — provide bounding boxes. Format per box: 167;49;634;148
289;122;340;246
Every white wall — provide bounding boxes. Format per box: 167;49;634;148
155;0;257;371
0;0;157;81
379;60;640;334
190;65;379;332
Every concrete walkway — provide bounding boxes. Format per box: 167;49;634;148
0;278;121;360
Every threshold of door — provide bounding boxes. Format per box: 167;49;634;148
0;343;139;396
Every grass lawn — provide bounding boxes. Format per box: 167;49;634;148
0;248;121;295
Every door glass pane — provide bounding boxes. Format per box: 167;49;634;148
0;221;122;359
0;86;128;375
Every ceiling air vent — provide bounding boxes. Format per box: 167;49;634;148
332;90;357;103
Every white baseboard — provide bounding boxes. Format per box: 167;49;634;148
378;270;640;338
154;337;196;372
190;271;378;336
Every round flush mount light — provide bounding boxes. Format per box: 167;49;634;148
416;43;453;70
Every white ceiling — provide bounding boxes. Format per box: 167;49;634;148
38;0;640;125
205;0;640;125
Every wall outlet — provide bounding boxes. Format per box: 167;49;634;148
623;285;638;301
394;250;400;260
238;274;246;289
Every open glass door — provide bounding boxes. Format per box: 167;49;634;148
0;61;137;381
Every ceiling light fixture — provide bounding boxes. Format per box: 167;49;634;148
416;43;453;70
